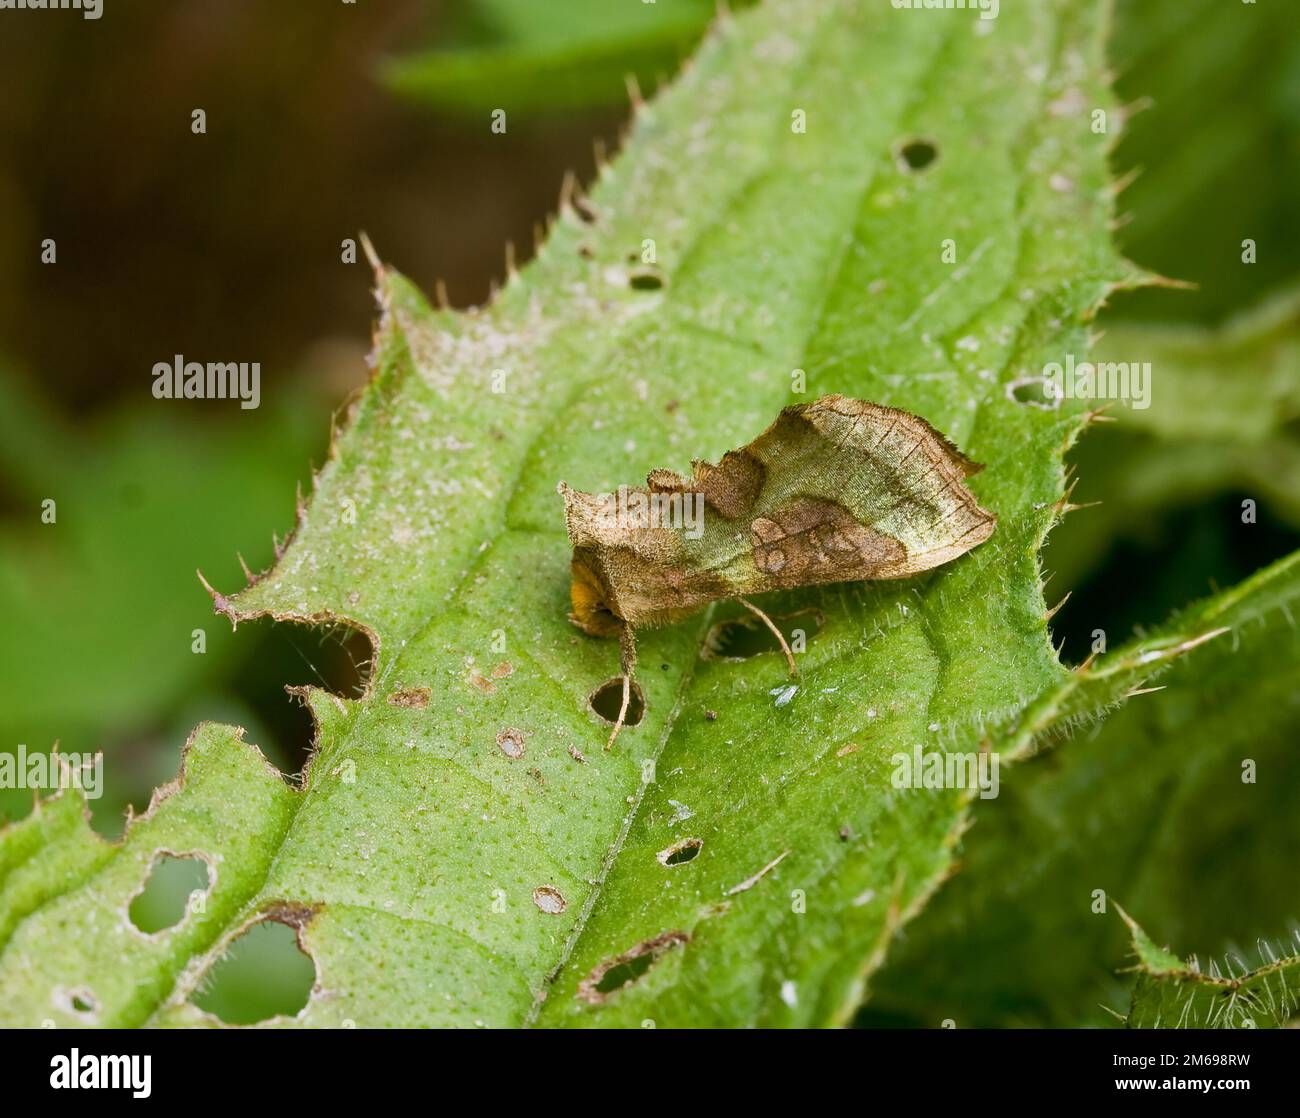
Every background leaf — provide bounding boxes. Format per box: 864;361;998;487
385;0;744;114
1120;906;1300;1030
0;724;296;1027
1045;288;1300;599
862;549;1300;1027
1108;0;1300;324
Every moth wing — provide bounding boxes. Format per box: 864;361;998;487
742;395;996;580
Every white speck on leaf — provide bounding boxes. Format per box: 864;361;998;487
770;684;798;707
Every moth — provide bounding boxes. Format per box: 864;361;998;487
558;395;996;748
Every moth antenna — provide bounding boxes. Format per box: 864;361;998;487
619;621;638;678
738;598;797;677
606;623;639;751
606;675;631;752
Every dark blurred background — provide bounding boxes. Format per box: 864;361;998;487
1;0;1297;840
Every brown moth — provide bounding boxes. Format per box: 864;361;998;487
557;394;996;748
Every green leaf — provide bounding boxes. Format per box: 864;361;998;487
1119;907;1300;1030
385;0;733;114
1099;286;1300;442
1109;0;1300;323
863;548;1300;1027
0;725;296;1026
0;0;1134;1027
1044;287;1300;593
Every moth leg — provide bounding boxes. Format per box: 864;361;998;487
738;597;798;676
606;622;639;751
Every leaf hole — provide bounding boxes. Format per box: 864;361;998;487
628;266;665;291
703;607;823;661
190;908;318;1025
596;954;654;993
657;838;702;866
895;137;939;172
589;678;645;727
577;931;690;1003
230;616;376;776
56;988;99;1019
128;852;212;934
1006;376;1058;408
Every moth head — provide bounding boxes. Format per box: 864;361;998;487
557;482;626;635
567;553;624;637
557;480;701;633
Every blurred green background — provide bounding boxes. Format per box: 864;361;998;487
0;0;1297;1023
